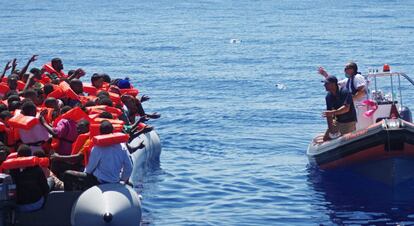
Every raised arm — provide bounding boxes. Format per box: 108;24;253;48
67;68;85;81
18;55;38;78
0;61;11;80
10;58;17;74
39;109;58;137
318;67;330;78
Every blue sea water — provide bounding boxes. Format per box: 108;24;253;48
2;0;414;225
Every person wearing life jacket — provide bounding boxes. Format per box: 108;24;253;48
5;74;19;97
120;94;160;125
22;89;42;106
39;105;79;179
33;150;64;191
63;120;132;191
18;101;50;153
43;58;66;80
91;73;105;89
49;120;91;170
0;110;20;152
8;144;49;212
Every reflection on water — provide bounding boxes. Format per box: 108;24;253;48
307;165;414;225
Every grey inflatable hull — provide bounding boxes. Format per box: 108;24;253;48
13;184;141;226
129;130;162;182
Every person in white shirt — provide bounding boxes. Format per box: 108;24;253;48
84;121;132;183
63;120;133;190
318;62;370;130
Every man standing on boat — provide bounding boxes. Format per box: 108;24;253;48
322;76;357;141
319;62;369;130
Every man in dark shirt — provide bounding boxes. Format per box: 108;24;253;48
10;144;49;212
322;76;357;141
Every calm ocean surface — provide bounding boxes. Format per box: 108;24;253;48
2;0;414;225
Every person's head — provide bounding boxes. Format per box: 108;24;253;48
76;119;90;134
7;75;18;90
98;111;113;119
70;79;84;95
97;97;113;107
68;70;76;77
0;104;7;113
21;101;37;116
344;62;358;77
99;120;113;135
29;68;42;80
7;95;20;106
17;144;32;157
83;100;96;107
116;78;131;89
8;101;21;112
51;58;63;71
91;73;104;89
96;90;109;98
101;74;111;83
43;83;54;96
44;97;58;109
23;89;40;105
32;150;46;158
60;105;72;115
0;111;12;121
323;75;339;93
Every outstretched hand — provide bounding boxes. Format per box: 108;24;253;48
11;58;17;71
318;67;329;77
141;95;150;102
29;55;38;63
74;68;85;78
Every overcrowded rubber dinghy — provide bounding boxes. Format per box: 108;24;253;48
308;65;414;185
0;56;162;225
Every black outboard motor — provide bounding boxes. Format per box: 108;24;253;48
399;106;412;122
0;173;16;226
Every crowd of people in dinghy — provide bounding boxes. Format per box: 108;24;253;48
0;55;160;212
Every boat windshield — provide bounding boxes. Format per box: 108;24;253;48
364;72;414;108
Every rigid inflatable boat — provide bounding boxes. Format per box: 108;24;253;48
0;130;161;226
0;174;141;226
308;67;414;185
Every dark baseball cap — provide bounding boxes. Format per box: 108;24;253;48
323;75;338;84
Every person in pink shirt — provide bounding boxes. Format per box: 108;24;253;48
40;105;79;179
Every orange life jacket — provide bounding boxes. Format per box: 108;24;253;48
92;118;125;126
47;86;65;99
7;114;39;130
92;132;129;146
52;107;90;127
6;152;17;160
71;133;91;155
86;105;122;118
16;80;26;91
119;87;139;97
59;81;79;100
82;83;97;96
42;63;67;79
0;83;10;96
1;156;49;170
89;123;123;137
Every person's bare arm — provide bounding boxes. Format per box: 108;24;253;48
18;55;37;78
1;61;11;80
